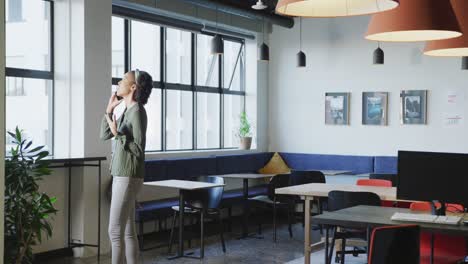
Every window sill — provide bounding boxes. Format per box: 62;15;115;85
145;148;260;159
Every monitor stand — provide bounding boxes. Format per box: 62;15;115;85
431;200;446;216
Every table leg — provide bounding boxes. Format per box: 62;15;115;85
242;178;249;238
325;226;329;264
430;233;434;264
68;164;72;248
97;160;101;262
305;198;311;264
178;190;185;257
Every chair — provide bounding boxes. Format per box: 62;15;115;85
167;176;226;259
327;190;382;264
369;173;397;187
368;225;420;264
248;174;294;242
356;179;392;187
410;202;467;264
289;170;327;225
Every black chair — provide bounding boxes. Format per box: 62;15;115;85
289;170;327;225
167;176;226;259
248;174;294;242
326;190;381;264
368;225;420;264
369;173;397;187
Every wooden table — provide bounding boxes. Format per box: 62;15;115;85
144;180;225;259
218;173;276;238
275;183;396;264
313;205;468;264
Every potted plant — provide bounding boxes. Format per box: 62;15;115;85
238;111;253;150
4;127;58;264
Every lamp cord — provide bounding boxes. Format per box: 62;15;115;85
299;17;302;51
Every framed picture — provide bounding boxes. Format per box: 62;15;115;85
362;92;388;125
400;90;427;124
325;92;350;125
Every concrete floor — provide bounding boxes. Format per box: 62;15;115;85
38;215;356;264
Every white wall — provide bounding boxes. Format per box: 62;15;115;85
1;0;6;260
269;16;468;156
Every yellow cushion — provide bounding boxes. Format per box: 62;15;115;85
258;152;291;176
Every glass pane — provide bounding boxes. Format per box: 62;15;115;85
197;93;220;149
6;0;51;71
166;90;193;150
224;41;242;91
131;21;161;81
166;28;191;85
197;34;219;88
145;89;162;151
6;77;52;152
112;17;125;78
224;95;244;148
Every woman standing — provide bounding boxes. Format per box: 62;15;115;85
100;70;152;264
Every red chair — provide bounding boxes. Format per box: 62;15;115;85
356;179;394;207
368;225;420;264
410;202;466;264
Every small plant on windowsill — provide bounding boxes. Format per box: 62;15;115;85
238;111;253;150
5;127;58;264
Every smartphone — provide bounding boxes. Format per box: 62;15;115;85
115;91;123;101
112;86;123;100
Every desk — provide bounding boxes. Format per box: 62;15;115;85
312;205;468;264
275;183;396;264
218;173;276;238
47;157;106;262
144;180;225;260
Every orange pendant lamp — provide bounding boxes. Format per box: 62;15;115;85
366;0;462;42
275;0;399;18
424;0;468;56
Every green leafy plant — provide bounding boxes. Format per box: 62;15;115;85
238;111;252;138
4;127;58;264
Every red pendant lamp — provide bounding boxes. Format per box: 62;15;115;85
424;0;468;57
366;0;462;42
275;0;399;18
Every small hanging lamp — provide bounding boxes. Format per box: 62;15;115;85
373;43;384;65
297;18;306;67
366;0;461;42
258;16;270;61
462;57;468;70
211;4;224;55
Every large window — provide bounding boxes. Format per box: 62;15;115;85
5;0;53;153
112;15;246;152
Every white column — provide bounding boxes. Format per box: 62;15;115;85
0;0;6;260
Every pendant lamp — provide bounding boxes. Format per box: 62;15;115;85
211;4;224;55
297;18;306;67
366;0;461;42
258;16;270;61
462;57;468;70
373;43;384;65
276;0;399;18
424;0;468;57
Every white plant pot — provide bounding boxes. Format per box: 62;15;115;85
239;137;252;150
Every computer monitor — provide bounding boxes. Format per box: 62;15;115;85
397;150;468;214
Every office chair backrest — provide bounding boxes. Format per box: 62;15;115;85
368;225;420;264
410;202;465;214
267;174;291;201
369;173;397;187
186;176;224;210
290;170;326;186
357;179;392;187
327;190;381;212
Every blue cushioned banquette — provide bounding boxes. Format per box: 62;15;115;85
374;156;397;174
279;152;374;175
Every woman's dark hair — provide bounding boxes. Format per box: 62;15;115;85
133;70;153;105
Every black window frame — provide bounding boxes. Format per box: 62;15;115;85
5;0;55;155
111;15;246;152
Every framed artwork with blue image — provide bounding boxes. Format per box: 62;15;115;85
325;92;350;125
362;92;388;125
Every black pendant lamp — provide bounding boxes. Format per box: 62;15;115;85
211;4;224;55
373;42;384;65
297;18;306;67
258;16;270;61
462;57;468;70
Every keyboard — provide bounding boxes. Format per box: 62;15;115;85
391;212;462;225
